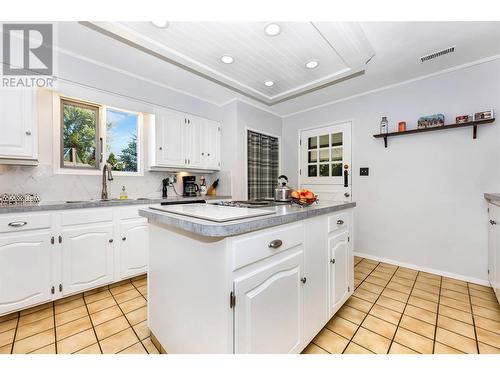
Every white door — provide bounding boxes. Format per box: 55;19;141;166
234;251;304;354
203;120;221;170
0;89;37;159
0;231;52;315
186;117;203;168
61;224;114;295
488;204;497;288
300;122;352;202
328;231;349;317
156;110;186;167
119;219;148;279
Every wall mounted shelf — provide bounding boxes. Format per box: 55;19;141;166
373;118;495;148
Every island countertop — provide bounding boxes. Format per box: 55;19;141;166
139;200;356;237
485;193;500;205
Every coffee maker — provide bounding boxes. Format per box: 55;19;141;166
182;176;199;197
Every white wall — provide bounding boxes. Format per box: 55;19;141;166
282;59;500;283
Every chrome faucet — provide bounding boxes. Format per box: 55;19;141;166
101;163;114;200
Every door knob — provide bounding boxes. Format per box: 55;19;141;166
490;220;497;225
330;259;336;264
122;237;126;241
301;277;307;284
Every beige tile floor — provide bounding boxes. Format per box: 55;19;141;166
302;257;500;354
1;257;499;354
0;274;159;354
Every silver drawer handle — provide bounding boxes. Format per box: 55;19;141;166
337;219;344;225
8;221;27;227
268;239;283;249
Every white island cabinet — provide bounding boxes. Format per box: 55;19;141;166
141;201;355;354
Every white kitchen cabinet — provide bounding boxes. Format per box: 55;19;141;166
0;231;52;315
488;203;500;302
119;218;149;279
155;110;186;168
60;223;115;295
185;116;204;168
0;89;37;163
203;120;221;170
328;230;350;316
234;250;304;354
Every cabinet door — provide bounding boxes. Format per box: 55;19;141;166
61;224;114;295
328;231;349;317
185;117;203;168
488;204;497;288
0;89;37;159
0;231;52;315
119;219;148;279
234;250;304;354
203;120;221;170
156;110;186;167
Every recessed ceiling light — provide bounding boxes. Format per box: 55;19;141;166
264;80;274;87
151;21;169;28
305;60;319;69
220;55;234;64
264;23;281;37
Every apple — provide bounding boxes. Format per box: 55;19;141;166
304;191;314;199
291;191;300;199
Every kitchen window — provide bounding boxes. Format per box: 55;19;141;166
247;130;280;200
57;96;143;175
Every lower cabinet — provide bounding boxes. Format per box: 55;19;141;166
328;230;350;316
61;224;114;296
234;250;304;354
488;203;500;302
0;231;52;315
119;219;149;279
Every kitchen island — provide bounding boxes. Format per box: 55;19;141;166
139;200;356;354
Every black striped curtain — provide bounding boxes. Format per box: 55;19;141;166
247;130;279;200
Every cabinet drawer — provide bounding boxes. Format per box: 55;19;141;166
61;209;113;226
232;223;303;271
0;213;51;233
117;205;148;220
328;212;348;233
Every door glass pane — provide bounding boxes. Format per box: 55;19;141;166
319;164;329;176
332;132;343;147
308;137;317;149
331;163;342;176
308;164;317;177
308;150;317;163
319;149;329;162
319;134;329;148
331;147;342;162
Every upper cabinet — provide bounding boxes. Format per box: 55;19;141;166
0;89;38;165
150;108;221;172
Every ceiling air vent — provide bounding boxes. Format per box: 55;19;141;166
420;46;455;63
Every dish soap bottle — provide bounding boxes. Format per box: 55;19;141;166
380;116;388;134
119;186;128;200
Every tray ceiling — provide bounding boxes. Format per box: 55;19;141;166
83;22;374;105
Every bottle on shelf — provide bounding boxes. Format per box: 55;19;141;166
380;116;389;134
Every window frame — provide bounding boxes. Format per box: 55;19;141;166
59;98;101;171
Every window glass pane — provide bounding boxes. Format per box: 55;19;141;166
308;150;317;163
106;109;139;172
332;147;342;162
319;134;329;148
332;132;343;147
319;149;330;162
331;163;342;176
319;164;329;176
308;164;317;177
62;101;98;169
308;136;317;149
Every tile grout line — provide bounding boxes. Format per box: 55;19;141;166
9;312;20;354
52;301;58;354
82;286;108;354
431;275;443;354
467;282;481;354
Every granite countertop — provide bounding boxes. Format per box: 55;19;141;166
484;193;500;204
0;195;231;214
139;200;356;237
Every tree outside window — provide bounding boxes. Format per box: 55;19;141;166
106;108;139;172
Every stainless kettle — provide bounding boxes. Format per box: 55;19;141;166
274;175;292;202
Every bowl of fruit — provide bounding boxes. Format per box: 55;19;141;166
290;189;318;206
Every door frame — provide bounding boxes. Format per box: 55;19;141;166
244;125;282;201
297;118;353;191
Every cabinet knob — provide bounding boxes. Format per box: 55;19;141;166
202;152;204;156
25;131;32;136
301;277;307;284
159;146;163;150
122;237;126;241
330;259;336;264
109;239;114;243
268;239;283;249
337;219;344;225
344;192;350;197
208;153;211;156
490;220;497;225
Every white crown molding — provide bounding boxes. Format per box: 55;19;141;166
219;97;283;118
282;53;500;118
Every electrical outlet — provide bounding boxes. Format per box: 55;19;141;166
360;167;369;176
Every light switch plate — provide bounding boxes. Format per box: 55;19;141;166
360;167;369;176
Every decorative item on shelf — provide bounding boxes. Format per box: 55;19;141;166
418;114;445;129
398;121;406;132
1;194;9;204
290;189;318;207
456;115;472;124
380;116;388;134
474;110;494;121
24;193;33;203
0;193;40;205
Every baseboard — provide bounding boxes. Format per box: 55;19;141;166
354;251;490;287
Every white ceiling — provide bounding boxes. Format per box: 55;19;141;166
53;21;500;116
